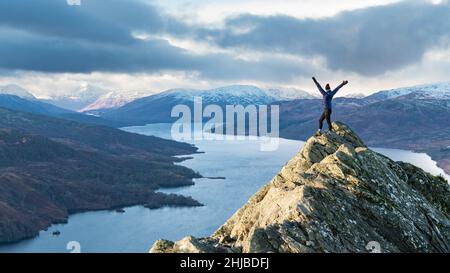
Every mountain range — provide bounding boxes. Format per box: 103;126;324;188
91;82;450;176
364;83;450;101
3;83;150;112
100;85;317;124
0;92;128;128
0;84;36;100
2;83;449;176
1;82;449;171
41;84;110;111
80;91;149;113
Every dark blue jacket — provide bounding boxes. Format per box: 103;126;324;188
313;80;345;110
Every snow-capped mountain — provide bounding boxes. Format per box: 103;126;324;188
102;85;316;125
0;84;36;100
341;93;367;99
46;84;109;111
264;87;319;100
80;91;149;113
398;83;450;100
149;85;316;105
64;83;107;101
366;83;450;101
150;85;272;105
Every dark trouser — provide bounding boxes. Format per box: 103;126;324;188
319;108;332;130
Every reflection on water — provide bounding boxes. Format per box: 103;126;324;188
0;124;447;253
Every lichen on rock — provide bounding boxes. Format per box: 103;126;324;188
150;122;450;253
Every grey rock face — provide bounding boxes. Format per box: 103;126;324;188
150;122;450;253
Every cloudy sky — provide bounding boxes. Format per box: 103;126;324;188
0;0;449;97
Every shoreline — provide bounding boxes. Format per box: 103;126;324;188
0;193;205;248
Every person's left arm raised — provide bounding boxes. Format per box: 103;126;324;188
332;80;348;95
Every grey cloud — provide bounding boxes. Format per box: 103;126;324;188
0;0;132;44
0;28;189;73
0;27;308;81
0;0;448;81
198;55;313;81
198;1;450;75
0;0;189;45
0;0;308;82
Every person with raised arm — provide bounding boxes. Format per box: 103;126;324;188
312;77;349;136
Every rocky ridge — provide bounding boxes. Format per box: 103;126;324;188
150;122;450;253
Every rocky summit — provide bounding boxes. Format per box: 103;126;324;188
150;122;450;253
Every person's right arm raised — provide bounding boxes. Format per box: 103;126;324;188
312;77;326;95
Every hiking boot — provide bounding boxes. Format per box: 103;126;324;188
315;130;322;136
